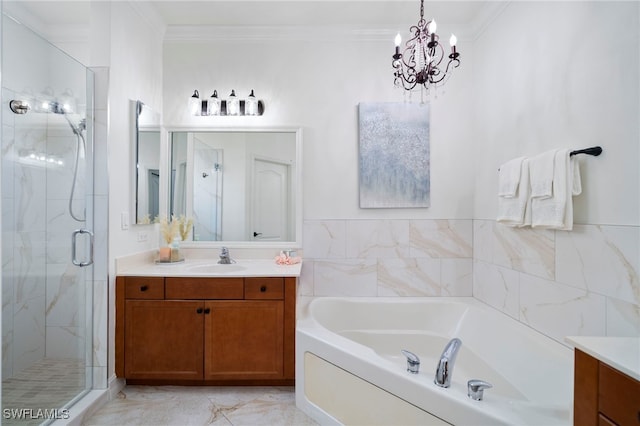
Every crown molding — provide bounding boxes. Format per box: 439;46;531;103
164;25;478;43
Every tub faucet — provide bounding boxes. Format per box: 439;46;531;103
434;338;462;388
218;247;232;264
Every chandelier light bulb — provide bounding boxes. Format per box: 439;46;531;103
394;33;402;47
449;34;457;46
427;20;437;34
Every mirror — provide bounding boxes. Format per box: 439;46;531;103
132;100;161;224
169;128;302;247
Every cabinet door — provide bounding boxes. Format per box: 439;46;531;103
204;301;284;380
125;300;204;380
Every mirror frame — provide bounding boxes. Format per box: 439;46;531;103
131;100;162;225
164;126;303;249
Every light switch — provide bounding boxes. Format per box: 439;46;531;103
121;212;129;230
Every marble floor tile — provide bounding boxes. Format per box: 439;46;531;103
83;386;318;426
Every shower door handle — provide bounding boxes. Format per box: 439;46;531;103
72;229;94;267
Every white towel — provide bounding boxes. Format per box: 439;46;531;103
498;157;525;197
529;149;558;199
531;149;580;230
497;159;530;227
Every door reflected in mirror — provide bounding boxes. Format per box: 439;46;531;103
170;129;300;244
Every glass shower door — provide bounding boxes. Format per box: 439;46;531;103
1;14;94;424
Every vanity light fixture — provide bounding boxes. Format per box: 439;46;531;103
188;89;265;116
392;0;461;92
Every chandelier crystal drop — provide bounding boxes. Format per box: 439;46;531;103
392;0;461;92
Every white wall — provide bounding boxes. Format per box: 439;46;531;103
471;2;640;342
90;2;165;383
473;1;639;225
163;34;476;221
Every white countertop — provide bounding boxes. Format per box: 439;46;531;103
117;258;302;278
565;336;640;381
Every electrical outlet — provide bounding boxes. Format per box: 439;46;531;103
137;232;148;243
121;212;129;230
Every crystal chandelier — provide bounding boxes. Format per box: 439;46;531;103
392;0;461;92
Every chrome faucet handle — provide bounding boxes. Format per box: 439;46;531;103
467;379;493;401
401;349;420;374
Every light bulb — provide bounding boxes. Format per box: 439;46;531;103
246;90;258;116
207;90;220;116
227;90;239;116
450;34;457;46
394;33;402;47
428;20;437;34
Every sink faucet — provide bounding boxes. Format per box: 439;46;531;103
434;338;462;388
218;247;232;264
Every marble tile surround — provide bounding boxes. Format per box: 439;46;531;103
303;219;473;298
302;219;639;345
473;220;639;344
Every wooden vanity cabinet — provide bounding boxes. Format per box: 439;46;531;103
116;275;296;385
574;349;640;426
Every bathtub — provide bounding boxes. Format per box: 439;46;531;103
295;297;573;425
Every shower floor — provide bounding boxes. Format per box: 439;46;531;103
2;358;86;425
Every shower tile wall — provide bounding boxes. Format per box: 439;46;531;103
473;220;640;344
1;87;86;379
301;218;639;346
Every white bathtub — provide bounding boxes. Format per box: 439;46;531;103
295;297;573;425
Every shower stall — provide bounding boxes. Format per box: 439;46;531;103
1;12;100;424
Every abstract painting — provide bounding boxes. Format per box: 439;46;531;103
358;102;430;208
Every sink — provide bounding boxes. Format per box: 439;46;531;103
186;263;246;274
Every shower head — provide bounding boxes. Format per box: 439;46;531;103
61;111;85;136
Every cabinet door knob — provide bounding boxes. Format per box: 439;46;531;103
204;308;211;314
196;308;203;314
140;285;148;292
260;286;267;292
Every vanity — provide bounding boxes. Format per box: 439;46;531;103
115;258;301;386
567;337;640;426
125;104;304;385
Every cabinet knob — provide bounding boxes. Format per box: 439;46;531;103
196;308;203;314
140;285;148;292
260;286;267;292
204;308;211;314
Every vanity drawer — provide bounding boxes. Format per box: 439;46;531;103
245;278;284;300
165;277;244;299
124;277;165;299
598;363;640;426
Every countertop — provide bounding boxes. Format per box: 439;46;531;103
565;336;640;381
117;258;302;278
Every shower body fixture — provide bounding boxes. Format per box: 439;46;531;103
9;97;88;222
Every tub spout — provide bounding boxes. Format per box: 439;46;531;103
434;338;462;388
